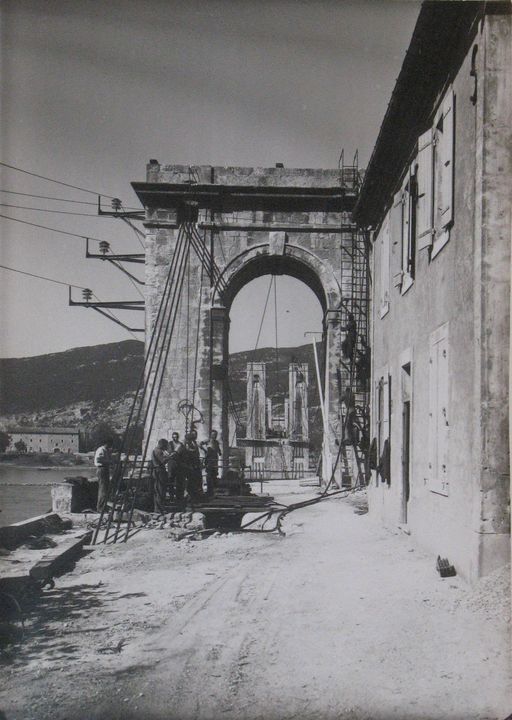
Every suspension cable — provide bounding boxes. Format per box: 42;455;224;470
93;225;187;542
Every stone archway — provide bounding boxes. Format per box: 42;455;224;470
136;163;357;485
208;244;343;482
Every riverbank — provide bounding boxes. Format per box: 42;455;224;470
1;485;510;720
0;453;92;468
0;465;95;526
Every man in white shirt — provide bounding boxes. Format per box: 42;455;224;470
94;438;114;512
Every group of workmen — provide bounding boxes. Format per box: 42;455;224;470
151;427;222;513
94;427;222;514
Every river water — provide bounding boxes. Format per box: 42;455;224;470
0;465;95;526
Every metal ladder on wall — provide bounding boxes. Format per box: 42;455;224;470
338;153;371;488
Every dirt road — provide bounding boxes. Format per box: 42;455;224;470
1;485;510;720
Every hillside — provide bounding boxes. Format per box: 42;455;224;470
0;340;323;443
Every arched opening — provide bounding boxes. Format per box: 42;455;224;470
203;238;343;482
227;274;325;478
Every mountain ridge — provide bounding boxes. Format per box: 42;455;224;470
0;340;322;440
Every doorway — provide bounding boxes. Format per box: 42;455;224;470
401;360;412;523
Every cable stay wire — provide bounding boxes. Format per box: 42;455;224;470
229;273;274;447
89;293;140;341
94;224;190;543
0;161;117;199
191;240;206;420
104;245;145;300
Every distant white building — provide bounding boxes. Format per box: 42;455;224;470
6;427;80;454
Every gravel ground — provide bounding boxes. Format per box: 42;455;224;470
0;484;510;720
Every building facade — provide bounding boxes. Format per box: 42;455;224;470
6;427;80;454
354;2;511;582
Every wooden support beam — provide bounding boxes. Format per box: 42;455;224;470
29;531;93;583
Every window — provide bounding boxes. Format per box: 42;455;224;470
391;168;416;295
253;445;265;458
429;323;449;495
417;87;455;259
379;219;390;318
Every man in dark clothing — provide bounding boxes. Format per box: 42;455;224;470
168;431;185;506
184;429;203;504
356;342;371;388
341;313;358;360
200;430;222;497
152;438;170;514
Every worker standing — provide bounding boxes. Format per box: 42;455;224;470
168;431;185;507
151;438;170;515
184;429;203;504
341;312;358;360
94;437;114;512
200;429;222;497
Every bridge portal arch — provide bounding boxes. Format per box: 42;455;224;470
136;163;358;485
208;242;343;482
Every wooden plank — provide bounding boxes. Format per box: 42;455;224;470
29;531;92;582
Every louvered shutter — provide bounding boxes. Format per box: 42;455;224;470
439;89;454;228
379;220;390;317
390;192;403;288
416;128;434;250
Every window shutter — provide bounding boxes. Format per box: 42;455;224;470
439;89;454;228
429;324;449;495
416;128;434;249
402;172;411;276
379;220;390;317
437;336;449;493
390;192;403;288
428;347;436;483
382;374;390;441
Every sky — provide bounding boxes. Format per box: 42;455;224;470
0;0;421;358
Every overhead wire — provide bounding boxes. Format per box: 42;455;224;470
89;292;140;341
0;263;87;289
0;262;140;340
0;189;142;211
0;161;117;199
0;190;98;205
0;203;105;217
0;213;104;242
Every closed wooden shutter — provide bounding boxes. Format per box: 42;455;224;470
379;219;390;317
416;128;434;250
429;324;449;495
390;192;403;287
439;89;455;228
